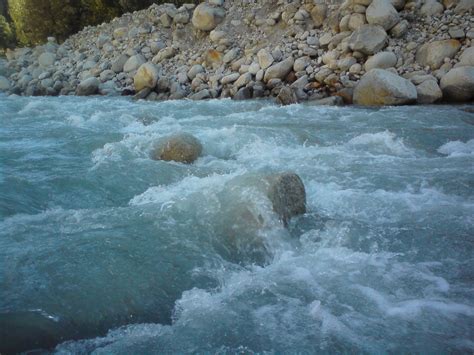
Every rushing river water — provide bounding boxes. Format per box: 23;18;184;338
0;95;473;354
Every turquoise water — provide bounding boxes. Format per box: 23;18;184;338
0;96;473;354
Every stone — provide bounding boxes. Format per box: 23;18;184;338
99;70;115;82
111;54;129;73
113;27;128;39
152;133;203;164
257;49;274;70
233;87;253;100
0;76;10;91
349;25;388;55
448;27;465;39
38;52;56;68
124;54;146;73
294;57;311;72
353;69;417;105
265;172;306;226
189;89;211;100
390;20;409;38
187;65;205;80
276;86;298;105
338;57;357;71
416;40;461;70
366;0;400;30
454;0;474;13
264;57;295;82
440;66;474;102
364;51;397;71
458;47;474;67
153;47;176;63
192;3;226;31
234;73;252;89
416;80;443;104
76;77;100;96
308;96;344;106
349;13;366;31
134;63;160;92
311;3;328;28
223;48;239;64
221;73;240;85
420;0;444;16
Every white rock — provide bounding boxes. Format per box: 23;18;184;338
440;66;474;102
364;51;397;71
366;0;400;31
349;25;388;55
221;73;240;85
38;52;56;68
294;57;311;72
416;80;443;104
134;63;160;92
192;3;226;31
264;57;295;82
353;69;417;105
257;49;274;70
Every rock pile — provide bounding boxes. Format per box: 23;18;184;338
0;0;473;105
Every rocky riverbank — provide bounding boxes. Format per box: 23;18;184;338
0;0;473;105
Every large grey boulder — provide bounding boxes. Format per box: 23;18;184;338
0;76;10;91
76;77;100;96
192;3;226;31
152;133;203;164
264;57;294;82
440;66;474;102
364;51;398;71
265;172;306;226
366;0;400;30
349;25;388;55
416;40;461;70
134;63;160;92
416;80;443;104
353;69;417;105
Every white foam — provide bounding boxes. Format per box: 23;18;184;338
438;139;474;157
347;131;415;156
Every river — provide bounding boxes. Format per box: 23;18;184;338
1;96;473;353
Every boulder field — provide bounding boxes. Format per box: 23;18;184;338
0;0;473;105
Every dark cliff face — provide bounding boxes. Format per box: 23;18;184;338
1;0;200;48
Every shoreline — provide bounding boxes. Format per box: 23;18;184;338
0;0;473;106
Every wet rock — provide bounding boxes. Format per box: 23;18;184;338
76;77;100;96
308;96;344;106
233;87;253;100
265;172;306;226
354;69;417;106
192;3;226;31
134;63;160;92
416;40;461;70
152;133;203;164
440;66;474;102
366;0;400;30
276;86;298;106
349;25;388;55
416;80;443;104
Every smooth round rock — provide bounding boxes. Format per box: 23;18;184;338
153;133;203;164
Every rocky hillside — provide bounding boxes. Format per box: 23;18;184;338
0;0;473;105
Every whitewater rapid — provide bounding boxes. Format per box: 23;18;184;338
0;96;473;353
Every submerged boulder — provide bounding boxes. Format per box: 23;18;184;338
265;172;306;226
353;69;417;106
153;133;203;164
